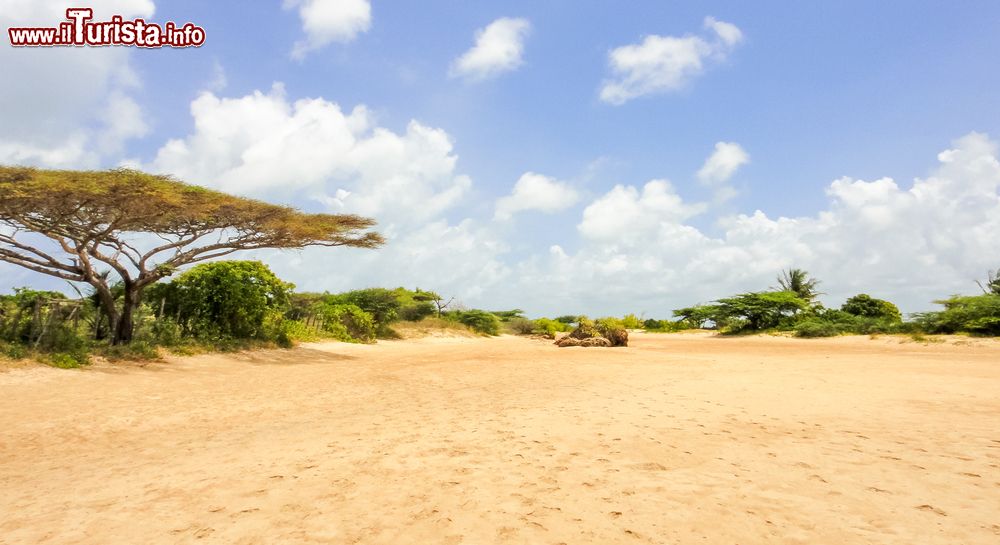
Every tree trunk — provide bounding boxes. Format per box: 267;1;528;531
92;283;119;342
112;288;140;345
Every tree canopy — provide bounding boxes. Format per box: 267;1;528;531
0;166;383;343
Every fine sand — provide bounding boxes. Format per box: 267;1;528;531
1;332;998;544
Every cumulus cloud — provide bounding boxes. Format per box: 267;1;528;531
578;180;706;241
697;141;749;201
142;83;507;305
284;0;371;60
599;16;743;105
0;0;154;167
495;172;579;219
260;219;511;301
147;84;471;229
150;129;1000;315
513;132;1000;315
450;17;531;81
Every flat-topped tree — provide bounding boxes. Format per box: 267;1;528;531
0;166;384;344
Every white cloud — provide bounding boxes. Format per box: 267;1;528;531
285;0;371;60
207;60;228;92
495;172;579;219
697;141;749;202
450;17;531;81
514;132;1000;316
578;180;706;241
0;0;154;167
600;16;743;105
261;219;511;302
147;84;471;228
703;16;743;47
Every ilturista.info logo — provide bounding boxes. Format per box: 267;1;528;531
7;8;205;48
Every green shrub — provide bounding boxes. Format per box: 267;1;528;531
593;317;628;346
532;317;571;338
46;352;88;368
326;288;400;328
554;315;580;325
446;310;501;335
643;318;687;332
915;294;1000;335
166;261;293;340
100;341;159;361
621;313;643;329
842;294;902;322
794;318;842;338
394;288;439;321
0;341;27;360
507;317;536;335
317;303;376;342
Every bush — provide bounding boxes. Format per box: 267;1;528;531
554;315;580;325
100;341;158;361
165;261;293;340
915;294;1000;335
842;294;902;321
507;317;536;335
643;318;687;332
794;318;842;338
446;310;502;335
327;288;400;326
621;313;643;329
532;317;572;338
317;303;376;342
394;288;438;321
594;317;629;346
0;341;27;360
46;352;88;368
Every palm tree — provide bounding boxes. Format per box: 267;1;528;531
776;268;822;302
977;269;1000;295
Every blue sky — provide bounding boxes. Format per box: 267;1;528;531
2;1;1000;317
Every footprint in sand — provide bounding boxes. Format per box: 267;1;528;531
630;462;667;471
916;504;948;516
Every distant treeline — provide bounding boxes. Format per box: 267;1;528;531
2;262;998;368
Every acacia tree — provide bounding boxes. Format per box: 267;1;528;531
0;166;383;344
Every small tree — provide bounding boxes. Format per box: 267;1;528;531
0;167;382;344
841;294;902;322
713;291;809;331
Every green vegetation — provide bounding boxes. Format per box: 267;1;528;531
663;267;1000;339
0;260;490;366
914;294;1000;335
3;253;999;369
0;166;382;345
841;294;902;321
776;268;822;303
444;309;502;335
674;291;808;333
531;317;573;338
151;261;293;340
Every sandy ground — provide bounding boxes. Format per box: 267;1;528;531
1;332;998;545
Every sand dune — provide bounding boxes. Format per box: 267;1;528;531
1;332;998;544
